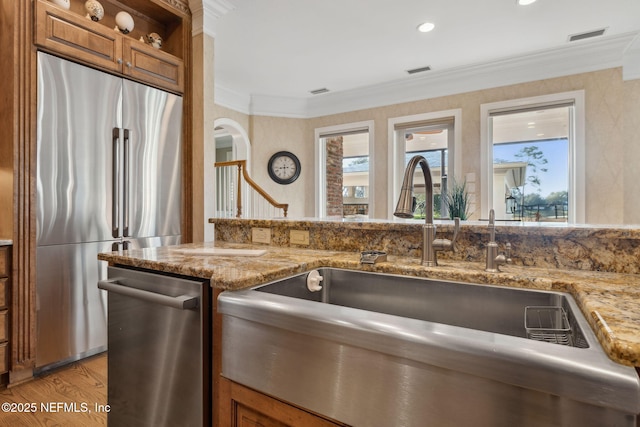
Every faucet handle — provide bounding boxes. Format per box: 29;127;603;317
504;242;512;264
433;217;460;253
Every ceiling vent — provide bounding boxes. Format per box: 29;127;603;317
309;88;330;95
406;66;432;75
568;28;607;42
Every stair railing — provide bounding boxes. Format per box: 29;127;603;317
215;160;289;218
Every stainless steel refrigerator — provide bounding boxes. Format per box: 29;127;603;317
35;52;182;371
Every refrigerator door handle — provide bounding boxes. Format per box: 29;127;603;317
112;127;120;238
123;129;130;237
97;279;199;310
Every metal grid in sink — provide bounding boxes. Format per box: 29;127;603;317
525;306;573;346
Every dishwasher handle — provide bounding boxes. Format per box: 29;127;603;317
98;279;199;310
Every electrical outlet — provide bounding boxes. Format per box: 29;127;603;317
251;227;271;244
290;230;310;246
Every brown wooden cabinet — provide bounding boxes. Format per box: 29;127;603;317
0;246;11;382
219;377;349;427
122;37;184;93
35;0;184;93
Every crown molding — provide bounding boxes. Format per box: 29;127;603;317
214;32;638;119
161;0;190;16
250;95;310;119
214;85;252;115
623;33;640;81
190;0;236;37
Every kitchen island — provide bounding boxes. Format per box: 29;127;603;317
98;231;640;426
98;240;640;367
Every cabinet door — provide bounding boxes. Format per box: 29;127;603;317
0;279;7;309
0;310;7;343
235;404;290;427
220;378;349;427
0;247;8;379
0;343;7;374
35;0;122;73
0;247;8;277
123;38;184;93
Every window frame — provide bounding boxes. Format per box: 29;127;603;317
388;109;462;219
314;120;375;218
480;91;585;223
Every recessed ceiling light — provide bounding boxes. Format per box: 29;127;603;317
417;22;435;33
517;0;537;5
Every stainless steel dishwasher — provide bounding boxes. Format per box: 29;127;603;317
98;266;211;427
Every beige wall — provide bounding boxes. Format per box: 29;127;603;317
623;78;640;224
213;67;640;224
248;115;310;219
214;104;251;137
210;107;310;218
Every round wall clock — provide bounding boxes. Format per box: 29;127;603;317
268;151;301;184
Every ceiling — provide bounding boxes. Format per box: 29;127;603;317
210;0;640;117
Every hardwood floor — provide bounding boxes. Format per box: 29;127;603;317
0;353;107;426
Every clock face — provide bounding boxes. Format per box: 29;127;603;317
268;151;301;184
272;156;296;179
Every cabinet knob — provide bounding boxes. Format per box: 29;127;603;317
117;58;123;64
126;61;132;68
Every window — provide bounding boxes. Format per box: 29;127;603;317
335;132;370;218
315;121;374;218
389;110;462;219
403;124;450;218
493;107;569;221
481;91;585;223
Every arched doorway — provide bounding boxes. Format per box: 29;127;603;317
205;118;251;241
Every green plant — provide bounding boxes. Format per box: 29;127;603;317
445;179;471;220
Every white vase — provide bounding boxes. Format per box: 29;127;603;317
84;0;104;22
49;0;71;10
115;11;134;34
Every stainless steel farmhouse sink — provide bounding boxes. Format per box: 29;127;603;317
218;268;640;427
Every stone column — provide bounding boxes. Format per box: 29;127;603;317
325;136;344;217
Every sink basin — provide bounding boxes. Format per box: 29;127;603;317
256;268;588;346
218;268;640;427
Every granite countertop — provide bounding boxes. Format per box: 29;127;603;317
0;240;12;246
98;241;640;368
